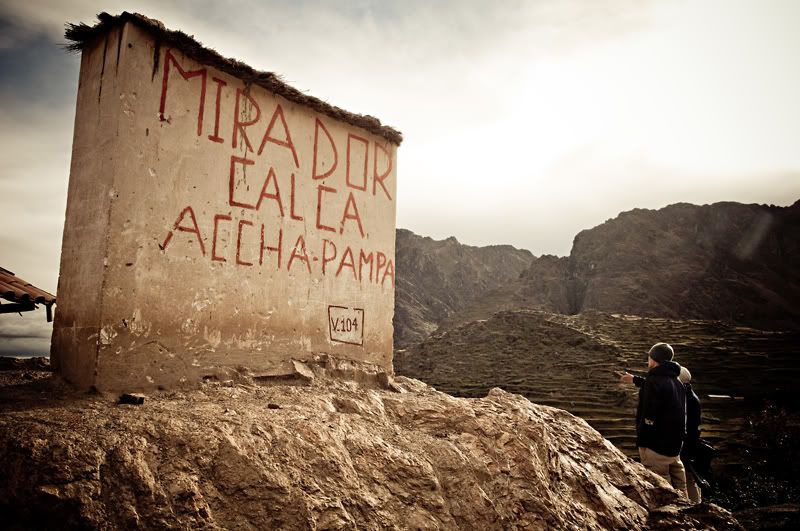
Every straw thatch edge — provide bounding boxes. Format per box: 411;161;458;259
65;12;402;145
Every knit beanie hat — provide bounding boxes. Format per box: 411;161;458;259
648;342;674;363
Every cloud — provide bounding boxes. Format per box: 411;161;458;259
0;0;795;369
0;309;51;356
0;24;79;109
0;102;73;292
1;0;799;275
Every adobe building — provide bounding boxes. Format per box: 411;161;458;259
52;13;401;391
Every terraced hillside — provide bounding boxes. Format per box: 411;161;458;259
395;310;800;511
396;311;640;454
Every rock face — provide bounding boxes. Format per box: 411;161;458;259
518;255;572;314
0;360;740;530
393;229;533;348
563;201;800;328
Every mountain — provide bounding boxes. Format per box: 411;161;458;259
562;201;800;327
393;201;800;348
393;229;533;348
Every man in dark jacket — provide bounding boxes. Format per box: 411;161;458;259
620;342;688;497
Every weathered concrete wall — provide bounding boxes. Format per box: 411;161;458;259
52;22;398;390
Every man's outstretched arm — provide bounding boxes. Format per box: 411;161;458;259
620;373;645;387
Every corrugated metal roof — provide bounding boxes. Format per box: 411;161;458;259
0;267;56;305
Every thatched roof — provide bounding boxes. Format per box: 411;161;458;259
65;12;402;145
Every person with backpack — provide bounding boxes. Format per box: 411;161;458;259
620;342;688;498
679;366;705;503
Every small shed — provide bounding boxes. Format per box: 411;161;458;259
53;12;400;391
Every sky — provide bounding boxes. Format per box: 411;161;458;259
1;0;799;355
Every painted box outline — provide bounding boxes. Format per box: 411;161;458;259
327;305;365;346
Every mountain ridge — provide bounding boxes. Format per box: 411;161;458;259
394;199;800;347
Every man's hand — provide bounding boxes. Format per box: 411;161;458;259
620;373;634;384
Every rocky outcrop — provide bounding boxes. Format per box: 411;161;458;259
0;360;740;530
394;229;533;348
